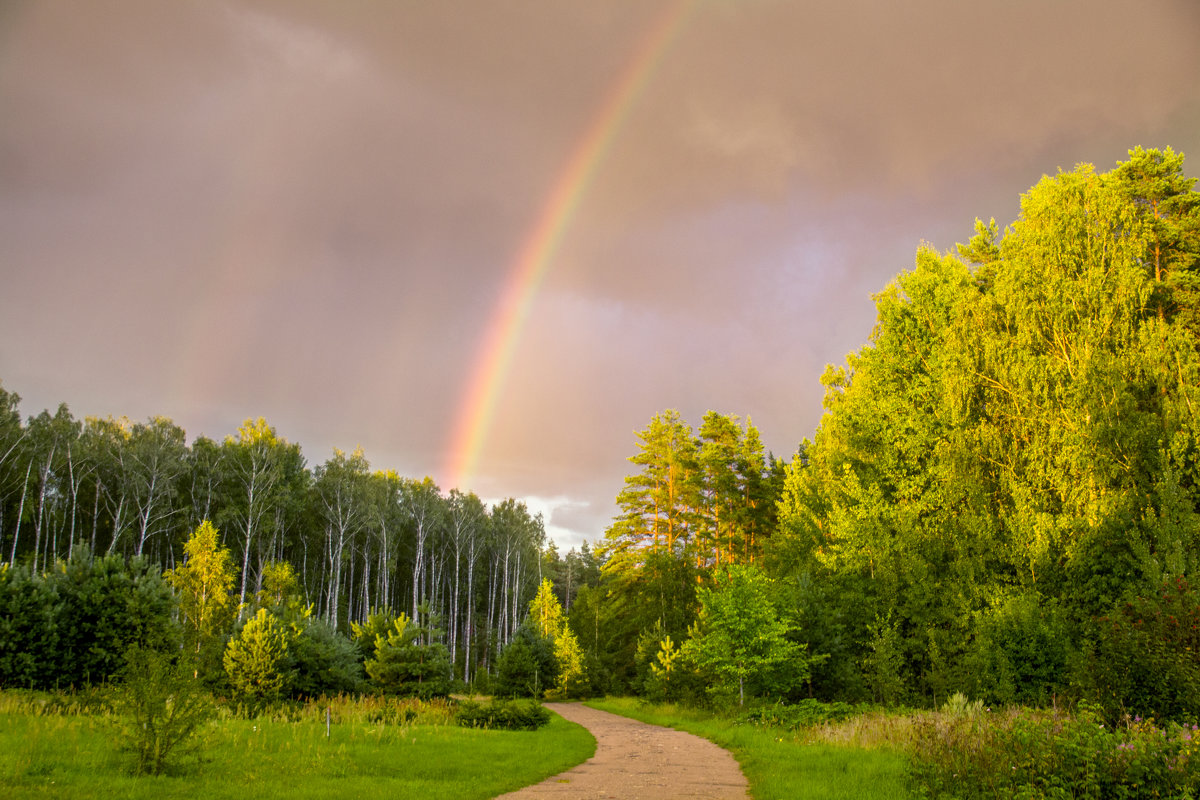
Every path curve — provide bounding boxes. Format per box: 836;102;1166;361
497;702;749;800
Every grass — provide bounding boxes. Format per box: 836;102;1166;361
0;691;596;799
587;697;911;800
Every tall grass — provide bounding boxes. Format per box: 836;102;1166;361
587;697;910;799
0;690;595;799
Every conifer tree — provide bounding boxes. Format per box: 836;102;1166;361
224;607;289;707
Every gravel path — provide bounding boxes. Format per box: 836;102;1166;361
496;702;749;800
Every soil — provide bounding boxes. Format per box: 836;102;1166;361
496;702;750;800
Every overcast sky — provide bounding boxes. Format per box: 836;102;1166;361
2;0;1199;550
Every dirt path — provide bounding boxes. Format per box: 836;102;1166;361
496;702;749;800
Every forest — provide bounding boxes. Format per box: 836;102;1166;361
573;146;1200;721
2;146;1200;795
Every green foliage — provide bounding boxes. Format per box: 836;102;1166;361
493;624;557;698
0;547;177;690
166;521;236;684
575;550;698;694
350;608;397;661
940;691;985;716
1075;576;1200;724
735;698;862;730
636;623;692;703
224;608;289;709
528;577;588;698
862;615;907;705
909;705;1200;799
114;645;213;776
454;698;551;730
775;147;1200;709
285;617;364;698
363;612;453;698
56;547;179;686
962;592;1070;707
683;564;810;706
0;561;61;688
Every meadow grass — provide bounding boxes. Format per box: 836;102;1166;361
587;697;911;800
0;691;596;799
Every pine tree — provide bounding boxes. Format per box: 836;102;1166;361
224;608;289;707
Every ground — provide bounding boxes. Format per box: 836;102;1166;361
498;703;749;800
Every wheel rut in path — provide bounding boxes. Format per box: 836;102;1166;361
497;702;749;800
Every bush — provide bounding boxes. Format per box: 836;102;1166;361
454;699;551;730
737;698;862;730
1074;577;1200;724
908;704;1200;799
493;625;557;698
114;646;213;776
287;618;364;698
0;548;178;690
962;592;1070;707
364;613;453;699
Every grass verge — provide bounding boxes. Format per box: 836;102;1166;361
586;697;910;800
0;692;595;799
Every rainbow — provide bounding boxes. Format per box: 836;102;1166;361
443;0;696;491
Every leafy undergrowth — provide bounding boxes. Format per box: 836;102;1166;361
587;697;910;799
455;698;552;730
908;703;1200;799
0;690;595;800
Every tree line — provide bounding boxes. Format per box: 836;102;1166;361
4;146;1198;721
567;147;1200;721
0;401;553;683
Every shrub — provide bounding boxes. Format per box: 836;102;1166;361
454;699;551;730
363;613;453;699
863;614;907;705
1075;576;1200;724
114;646;213;776
0;548;178;690
962;592;1070;707
287;618;364;698
737;698;862;730
908;704;1200;799
494;625;557;698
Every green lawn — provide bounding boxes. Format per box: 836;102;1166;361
0;701;595;799
587;697;910;800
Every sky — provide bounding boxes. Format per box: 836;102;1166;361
2;0;1199;551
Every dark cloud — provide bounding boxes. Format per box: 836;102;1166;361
2;0;1198;547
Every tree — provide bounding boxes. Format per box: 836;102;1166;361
1112;145;1200;328
528;577;587;698
493;623;557;698
362;611;452;698
56;546;178;686
125;417;187;559
286;617;364;698
224;607;289;708
609;410;698;562
446;488;485;677
219;418;306;610
697;411;746;567
166;520;236;681
115;645;214;776
683;565;808;706
400;476;444;624
773;148;1200;706
312;447;369;629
